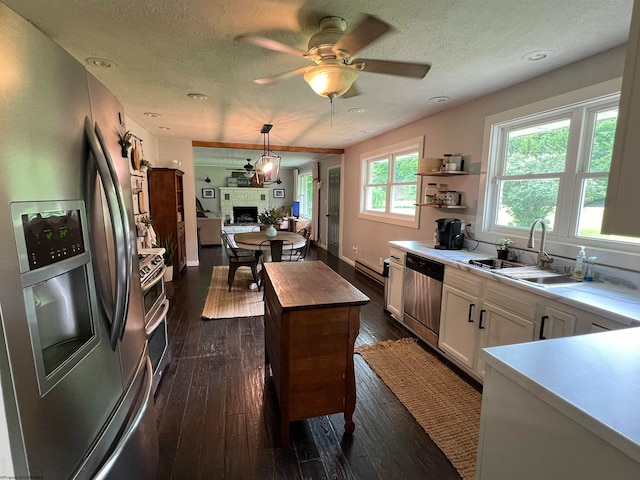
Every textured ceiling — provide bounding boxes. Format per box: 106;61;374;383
3;0;633;168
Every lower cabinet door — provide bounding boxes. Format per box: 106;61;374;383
387;261;404;320
476;302;535;378
539;305;577;340
439;285;479;369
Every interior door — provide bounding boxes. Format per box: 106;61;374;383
327;167;340;256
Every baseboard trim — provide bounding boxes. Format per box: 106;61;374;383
355;260;384;286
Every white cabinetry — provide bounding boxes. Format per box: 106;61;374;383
538;304;576;340
439;268;482;370
602;0;640;236
439;268;535;380
386;247;406;321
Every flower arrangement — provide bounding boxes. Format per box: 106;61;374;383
258;206;285;225
496;238;513;259
495;238;513;250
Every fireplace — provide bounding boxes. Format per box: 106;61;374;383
233;206;258;223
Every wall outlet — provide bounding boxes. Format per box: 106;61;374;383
353;245;358;254
379;257;383;266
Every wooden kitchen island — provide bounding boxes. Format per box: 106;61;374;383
262;261;370;444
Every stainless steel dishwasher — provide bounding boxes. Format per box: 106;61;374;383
403;253;445;349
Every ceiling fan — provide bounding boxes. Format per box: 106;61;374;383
237;14;431;101
226;159;256;177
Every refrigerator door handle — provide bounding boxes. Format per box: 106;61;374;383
92;355;154;480
94;122;132;341
84;117;130;349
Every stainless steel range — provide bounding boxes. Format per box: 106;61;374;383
139;248;170;395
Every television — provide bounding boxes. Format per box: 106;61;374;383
292;201;300;218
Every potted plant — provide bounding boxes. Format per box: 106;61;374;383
136;215;152;237
162;233;175;282
117;130;132;158
258;206;285;237
140;158;152;173
496;238;513;260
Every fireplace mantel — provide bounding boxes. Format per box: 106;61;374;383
219;187;270;223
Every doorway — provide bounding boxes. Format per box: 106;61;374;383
327;166;340;256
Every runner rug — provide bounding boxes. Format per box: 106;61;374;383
355;338;481;480
201;266;264;319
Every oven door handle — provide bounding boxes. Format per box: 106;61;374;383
142;264;167;293
146;299;169;335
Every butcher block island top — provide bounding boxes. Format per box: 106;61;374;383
262;261;370;444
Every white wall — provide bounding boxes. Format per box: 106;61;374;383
125;116;159;166
340;45;627;271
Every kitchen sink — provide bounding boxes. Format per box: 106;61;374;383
518;275;583;286
468;258;531;269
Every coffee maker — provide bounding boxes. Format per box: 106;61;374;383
435;218;464;250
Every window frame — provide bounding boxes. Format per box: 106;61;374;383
296;170;313;219
359;136;424;228
477;79;639;270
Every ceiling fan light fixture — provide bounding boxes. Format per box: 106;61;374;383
304;63;358;98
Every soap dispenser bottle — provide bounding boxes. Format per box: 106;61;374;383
573;246;586;280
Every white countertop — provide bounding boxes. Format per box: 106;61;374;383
482;328;640;464
389;240;640;326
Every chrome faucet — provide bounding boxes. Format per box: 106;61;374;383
528;219;554;269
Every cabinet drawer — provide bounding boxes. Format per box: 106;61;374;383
444;267;482;297
389;247;406;265
484;280;537;320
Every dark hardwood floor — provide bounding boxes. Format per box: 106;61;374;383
154;245;467;479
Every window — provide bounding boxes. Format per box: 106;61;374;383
296;171;313;218
360;136;424;228
483;92;640;250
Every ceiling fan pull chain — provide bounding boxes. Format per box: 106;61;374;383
330;94;334;126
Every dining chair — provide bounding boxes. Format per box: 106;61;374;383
290;227;312;261
258;239;294;263
221;231;259;291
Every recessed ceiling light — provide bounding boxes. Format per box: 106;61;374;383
187;93;209;100
86;57;116;68
429;96;449;103
360;130;374;134
522;50;552;62
144;112;161;117
158;126;171;130
348;108;365;114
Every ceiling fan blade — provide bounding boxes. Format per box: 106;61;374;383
236;34;309;58
254;66;311;86
341;83;361;99
333;15;393;57
354;59;431;79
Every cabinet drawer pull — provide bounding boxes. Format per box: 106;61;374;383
468;303;475;322
479;309;486;329
539;315;548;340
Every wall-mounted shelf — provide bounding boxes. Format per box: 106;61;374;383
415;203;467;209
417;171;469;177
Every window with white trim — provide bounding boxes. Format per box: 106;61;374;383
360;136;423;228
485;93;640;247
296;171;313;218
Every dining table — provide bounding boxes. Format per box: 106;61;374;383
234;231;306;262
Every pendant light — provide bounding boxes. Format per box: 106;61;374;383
254;124;282;185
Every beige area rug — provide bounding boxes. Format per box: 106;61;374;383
201;266;264;319
355;338;481;480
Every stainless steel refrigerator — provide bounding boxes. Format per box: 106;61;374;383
0;4;158;478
